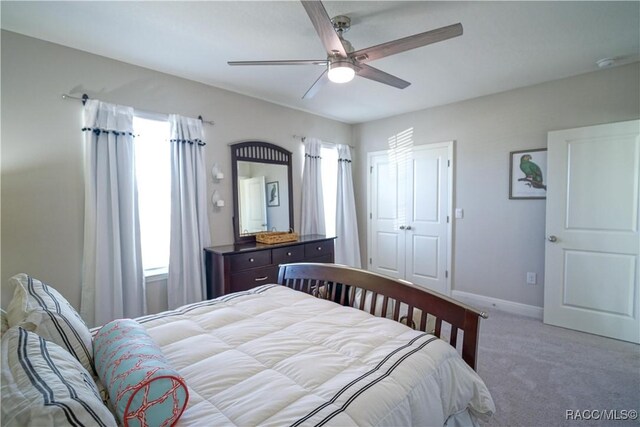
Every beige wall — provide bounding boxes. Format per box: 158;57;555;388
0;31;352;308
353;62;640;308
3;29;639;313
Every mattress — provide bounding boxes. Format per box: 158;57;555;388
136;284;495;426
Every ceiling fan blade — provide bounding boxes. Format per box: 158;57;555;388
228;60;328;66
302;70;329;99
350;23;463;63
356;64;410;89
300;0;347;57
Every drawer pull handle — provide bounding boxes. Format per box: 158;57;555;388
317;246;322;251
249;258;254;262
287;252;292;256
254;276;269;282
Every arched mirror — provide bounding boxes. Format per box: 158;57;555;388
231;141;294;244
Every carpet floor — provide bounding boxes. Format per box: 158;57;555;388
475;308;640;427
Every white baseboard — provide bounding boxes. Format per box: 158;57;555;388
451;290;543;319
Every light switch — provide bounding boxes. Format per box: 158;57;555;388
455;208;464;219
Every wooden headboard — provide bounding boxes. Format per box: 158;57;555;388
277;262;487;371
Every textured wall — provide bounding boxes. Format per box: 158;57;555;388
3;29;638;312
353;62;640;308
1;31;351;309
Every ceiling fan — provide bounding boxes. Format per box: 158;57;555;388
228;0;463;99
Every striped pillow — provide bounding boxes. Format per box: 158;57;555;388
6;274;95;377
0;327;117;427
94;319;189;427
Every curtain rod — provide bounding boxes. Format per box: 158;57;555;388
61;93;215;126
292;134;354;149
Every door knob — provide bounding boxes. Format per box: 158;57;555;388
406;226;412;230
399;226;406;230
548;235;558;242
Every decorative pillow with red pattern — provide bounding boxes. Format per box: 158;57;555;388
93;319;188;427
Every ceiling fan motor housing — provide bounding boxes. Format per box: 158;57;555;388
331;15;351;34
330;15;354;54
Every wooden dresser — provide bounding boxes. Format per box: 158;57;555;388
204;235;335;299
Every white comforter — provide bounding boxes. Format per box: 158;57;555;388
137;285;494;426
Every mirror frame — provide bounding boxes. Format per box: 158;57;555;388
231;141;294;244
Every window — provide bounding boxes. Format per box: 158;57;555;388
321;145;338;237
133;116;171;275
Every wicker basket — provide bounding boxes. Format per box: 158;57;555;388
256;231;299;245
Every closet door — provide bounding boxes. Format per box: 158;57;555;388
369;152;405;279
368;143;452;295
404;144;450;295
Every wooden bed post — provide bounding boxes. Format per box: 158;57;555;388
462;310;481;371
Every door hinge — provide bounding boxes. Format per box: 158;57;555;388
447;216;450;223
369;212;372;219
370;166;373;173
447;160;450;167
445;270;449;278
369;258;372;264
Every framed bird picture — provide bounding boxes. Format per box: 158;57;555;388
509;148;547;199
266;181;280;207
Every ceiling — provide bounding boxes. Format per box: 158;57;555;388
2;1;638;124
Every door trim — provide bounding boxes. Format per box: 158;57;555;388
367;140;454;295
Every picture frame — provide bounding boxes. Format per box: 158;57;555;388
509;148;547;199
266;181;280;207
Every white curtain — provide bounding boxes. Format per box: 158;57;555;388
335;144;362;267
81;99;145;327
300;138;326;235
167;115;211;309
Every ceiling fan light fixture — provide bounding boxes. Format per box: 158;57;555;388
327;60;355;83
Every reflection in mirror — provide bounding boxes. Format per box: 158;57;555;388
237;161;290;234
238;173;266;234
231;142;294;244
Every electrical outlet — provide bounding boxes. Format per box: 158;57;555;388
526;272;537;285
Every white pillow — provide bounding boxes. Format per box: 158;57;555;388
1;327;117;427
6;274;95;377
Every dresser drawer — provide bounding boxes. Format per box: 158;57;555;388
305;240;334;259
273;245;305;265
229;266;279;293
228;249;271;271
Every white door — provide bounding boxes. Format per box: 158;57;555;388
369;152;404;280
405;144;450;294
544;120;640;343
368;143;452;294
239;176;267;233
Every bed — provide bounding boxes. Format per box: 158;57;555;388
1;263;495;427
